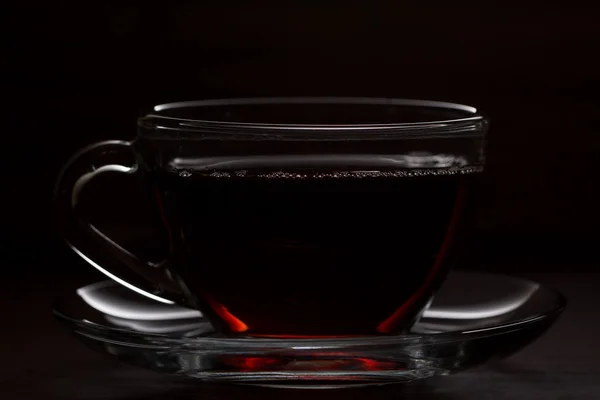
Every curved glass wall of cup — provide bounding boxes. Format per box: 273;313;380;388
135;97;488;176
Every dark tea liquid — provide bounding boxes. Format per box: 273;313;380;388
151;159;478;336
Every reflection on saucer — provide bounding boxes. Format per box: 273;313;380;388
422;284;539;320
74;272;545;335
76;281;201;321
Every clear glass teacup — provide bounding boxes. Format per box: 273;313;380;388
54;97;488;337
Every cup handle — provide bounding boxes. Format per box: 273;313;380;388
54;140;182;305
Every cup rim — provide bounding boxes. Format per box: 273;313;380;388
138;97;487;139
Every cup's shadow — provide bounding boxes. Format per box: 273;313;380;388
128;378;464;400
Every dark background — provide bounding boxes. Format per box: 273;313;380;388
6;1;600;272
3;2;600;399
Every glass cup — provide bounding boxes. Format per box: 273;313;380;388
54;98;488;337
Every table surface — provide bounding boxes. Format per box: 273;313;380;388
2;270;599;399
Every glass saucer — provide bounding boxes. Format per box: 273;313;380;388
53;271;565;388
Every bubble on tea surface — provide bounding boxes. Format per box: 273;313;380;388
210;171;231;178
